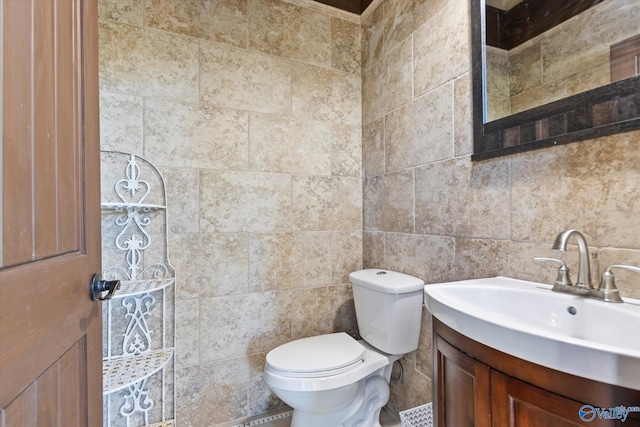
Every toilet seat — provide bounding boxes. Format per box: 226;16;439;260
266;333;366;378
264;336;396;393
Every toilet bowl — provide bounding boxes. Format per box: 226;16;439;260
265;334;398;427
263;269;425;427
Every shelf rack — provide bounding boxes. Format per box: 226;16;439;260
101;151;176;427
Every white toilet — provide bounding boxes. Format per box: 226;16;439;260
263;269;425;427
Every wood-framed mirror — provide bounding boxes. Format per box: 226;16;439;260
471;0;640;161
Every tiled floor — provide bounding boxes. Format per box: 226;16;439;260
234;408;402;427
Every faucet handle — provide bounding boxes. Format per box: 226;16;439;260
598;264;640;303
534;257;572;288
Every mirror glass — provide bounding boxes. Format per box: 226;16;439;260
472;0;640;160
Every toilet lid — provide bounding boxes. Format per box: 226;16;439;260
266;333;366;375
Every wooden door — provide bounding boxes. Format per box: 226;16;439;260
0;0;101;425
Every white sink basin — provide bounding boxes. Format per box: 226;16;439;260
424;277;640;389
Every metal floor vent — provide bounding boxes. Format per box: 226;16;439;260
231;410;293;427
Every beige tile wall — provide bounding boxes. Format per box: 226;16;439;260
98;0;362;425
363;0;640;414
99;0;640;424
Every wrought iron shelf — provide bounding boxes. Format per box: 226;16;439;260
103;349;174;394
101;202;166;211
100;152;175;425
113;278;175;298
146;420;175;427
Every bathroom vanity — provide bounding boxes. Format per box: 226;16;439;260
434;319;640;426
424;276;640;427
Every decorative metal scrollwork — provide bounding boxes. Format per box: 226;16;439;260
120;378;154;425
115;154;151;205
122;294;155;356
101;151;175;426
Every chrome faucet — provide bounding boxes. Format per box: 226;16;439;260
551;229;593;289
535;229;640;303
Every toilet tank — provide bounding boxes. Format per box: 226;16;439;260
349;269;425;355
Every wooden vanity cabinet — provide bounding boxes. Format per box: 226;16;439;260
435;333;491;427
433;318;640;427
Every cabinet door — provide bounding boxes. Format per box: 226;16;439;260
434;333;491;427
490;371;637;427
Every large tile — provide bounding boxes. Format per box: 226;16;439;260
384;232;456;284
379;170;415;233
510;131;640;248
160;167;199;234
385;83;454;171
98;21;198;102
176;358;249;426
384;37;413;114
145;0;248;48
361;3;384;72
98;0;143;26
412;0;448;31
362;36;413;123
99;91;143;155
145;99;249;170
388;354;432;413
362;59;387;125
292;63;361;126
415;156;510;239
597;248;640;299
363;231;385;269
413;1;470;97
454;238;513;281
291;176;362;231
246;353;286;416
170;233;249;299
383;0;413;54
330;284;358;334
175;298;199;366
199;40;291;115
331;17;361;74
200;170;291;233
249;232;332;292
289;286;355;339
331;231;363;284
248;0;331;66
249;113;331;175
454;73;473;156
199;292;291;361
415;310;433;377
363;118;385;178
331;123;362;177
363;176;383;231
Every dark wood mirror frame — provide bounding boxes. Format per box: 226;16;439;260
471;0;640;161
